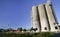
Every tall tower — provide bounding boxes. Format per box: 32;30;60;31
45;0;59;32
32;6;40;32
38;4;49;32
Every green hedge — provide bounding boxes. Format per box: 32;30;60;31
0;32;55;37
32;32;54;37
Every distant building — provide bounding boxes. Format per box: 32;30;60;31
31;0;60;32
16;30;20;33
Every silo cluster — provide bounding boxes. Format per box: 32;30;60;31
31;1;59;32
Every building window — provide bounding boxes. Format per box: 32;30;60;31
44;27;47;30
55;27;58;29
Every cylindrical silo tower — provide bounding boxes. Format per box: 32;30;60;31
32;6;40;32
45;2;59;32
38;4;49;32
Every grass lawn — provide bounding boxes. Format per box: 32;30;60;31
0;32;59;37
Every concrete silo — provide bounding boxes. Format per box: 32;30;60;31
45;2;59;32
38;4;49;32
32;6;40;32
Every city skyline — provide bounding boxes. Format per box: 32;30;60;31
0;0;60;29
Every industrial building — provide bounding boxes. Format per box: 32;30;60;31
31;0;60;32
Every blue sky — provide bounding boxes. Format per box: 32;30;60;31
0;0;60;29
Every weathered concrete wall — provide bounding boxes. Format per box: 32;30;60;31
32;6;40;32
45;3;59;32
38;4;49;32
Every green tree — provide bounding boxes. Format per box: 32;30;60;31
23;29;27;32
30;27;33;31
17;27;22;31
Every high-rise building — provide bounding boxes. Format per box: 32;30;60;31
31;0;60;32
